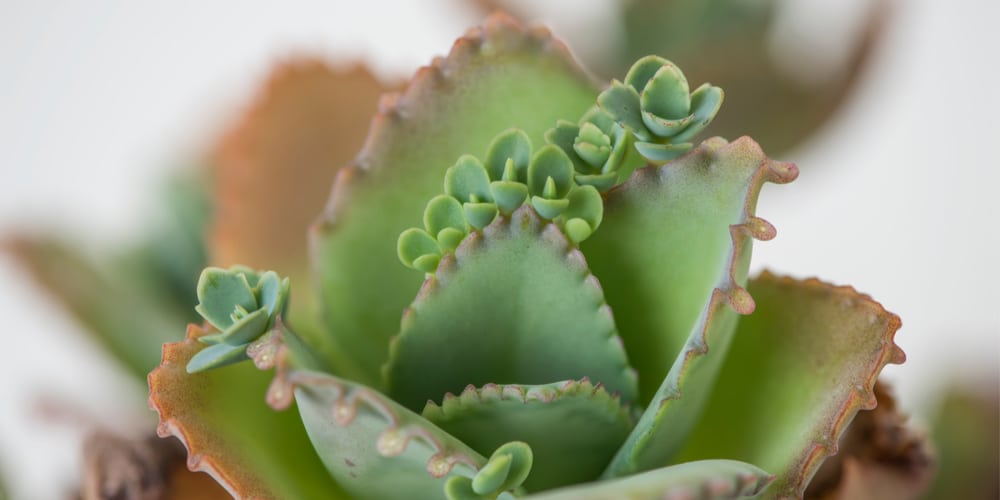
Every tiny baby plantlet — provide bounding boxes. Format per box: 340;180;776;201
142;14;920;499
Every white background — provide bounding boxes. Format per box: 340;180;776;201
1;1;997;498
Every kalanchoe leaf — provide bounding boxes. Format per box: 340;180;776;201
485;129;532;182
597;81;651;142
422;380;633;492
589;138;797;478
672;84;725;144
527;145;574;200
149;325;344;498
185;341;250;373
632;141;692;162
639;61;691;123
672;272;906;499
523;460;773;500
198;307;269;347
398;228;442;271
562;185;603;245
194;267;257;332
286;370;487;500
425;195;470;244
446;155;494;205
490;180;530;215
314;13;598;387
386;206;638;411
463;202;500;231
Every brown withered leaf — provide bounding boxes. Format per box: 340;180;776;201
806;380;934;500
210;59;394;281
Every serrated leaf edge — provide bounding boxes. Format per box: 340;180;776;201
311;12;599;237
754;270;906;499
604;136;798;477
388;205;639;404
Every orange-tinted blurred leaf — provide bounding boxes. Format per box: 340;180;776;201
210;60;392;283
149;324;345;498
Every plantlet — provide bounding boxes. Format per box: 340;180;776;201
143;15;914;499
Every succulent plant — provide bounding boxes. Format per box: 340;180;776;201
139;14;919;500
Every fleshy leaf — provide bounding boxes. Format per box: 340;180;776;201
588;137;797;477
5;236;192;378
422;379;633;492
286;370;486;500
193;267;256;331
596;81;650;142
671;272;906;499
524;460;772;500
313;13;598;387
149;324;344;499
385;206;638;411
485;129;532;182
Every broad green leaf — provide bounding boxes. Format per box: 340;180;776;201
385;206;638;411
671;272;906;499
149;324;344;499
290;370;486;500
590;137;797;477
313;13;599;387
422;379;633;492
525;460;772;500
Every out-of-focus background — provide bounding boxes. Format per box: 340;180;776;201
0;0;996;498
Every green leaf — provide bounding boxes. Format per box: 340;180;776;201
585;137;797;478
290;370;487;500
671;272;906;499
485;129;532;182
596;81;651;142
422;380;633;492
4;236;192;379
633;141;692;163
313;14;598;387
185;341;249;373
527;145;574;199
425;195;469;238
672;84;725;143
398;228;441;270
385;206;638;411
445;155;493;204
194;267;257;331
639;62;691;121
150;325;345;499
525;460;772;500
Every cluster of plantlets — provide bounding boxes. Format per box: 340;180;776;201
8;11;940;500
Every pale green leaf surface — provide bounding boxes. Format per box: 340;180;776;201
385;206;637;411
525;460;772;500
314;14;599;387
672;272;905;499
589;137;797;477
422;379;633;492
291;370;486;500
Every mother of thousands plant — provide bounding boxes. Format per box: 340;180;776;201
146;14;905;500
